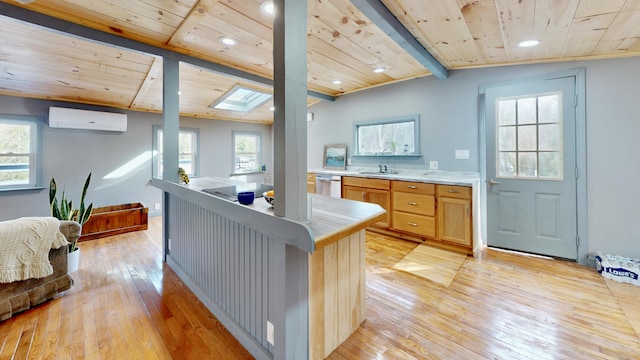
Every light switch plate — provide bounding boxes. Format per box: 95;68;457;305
455;149;470;160
429;161;438;170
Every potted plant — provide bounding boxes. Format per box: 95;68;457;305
49;173;93;272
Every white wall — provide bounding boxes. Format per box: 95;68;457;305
0;96;272;220
308;57;640;260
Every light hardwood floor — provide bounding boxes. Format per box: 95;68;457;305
1;217;639;359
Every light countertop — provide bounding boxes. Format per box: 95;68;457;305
308;168;480;187
162;177;386;250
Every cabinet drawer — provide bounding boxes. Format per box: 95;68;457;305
393;212;436;238
437;185;471;199
393;192;435;216
342;176;390;190
307;173;316;181
391;181;434;195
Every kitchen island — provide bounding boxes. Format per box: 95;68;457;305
151;177;385;360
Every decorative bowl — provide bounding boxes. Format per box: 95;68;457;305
263;192;274;206
237;191;255;205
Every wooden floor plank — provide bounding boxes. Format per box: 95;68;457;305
1;218;640;359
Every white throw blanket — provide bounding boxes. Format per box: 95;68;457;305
0;217;69;283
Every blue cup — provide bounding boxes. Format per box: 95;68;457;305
237;191;255;205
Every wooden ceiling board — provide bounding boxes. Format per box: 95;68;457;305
219;0;275;29
562;13;614;58
10;0;185;46
494;0;537;62
326;0;429;75
531;0;580;60
574;0;627;18
456;0;506;66
0;17;154;70
0;14;153;109
382;0;483;68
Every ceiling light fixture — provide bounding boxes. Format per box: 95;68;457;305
220;36;237;46
15;0;35;4
260;1;274;15
269;106;275;111
332;80;342;85
518;40;539;47
373;67;386;73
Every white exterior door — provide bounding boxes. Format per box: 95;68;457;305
485;76;577;259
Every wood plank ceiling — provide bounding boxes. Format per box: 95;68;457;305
1;0;639;124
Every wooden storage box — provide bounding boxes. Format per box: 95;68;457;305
79;203;148;241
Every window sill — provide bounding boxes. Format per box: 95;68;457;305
230;171;264;176
352;154;422;159
0;186;46;193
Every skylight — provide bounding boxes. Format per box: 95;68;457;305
210;85;272;112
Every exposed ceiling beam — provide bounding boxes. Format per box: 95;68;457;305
0;2;335;102
351;0;448;79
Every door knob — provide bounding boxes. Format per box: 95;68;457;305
486;178;502;185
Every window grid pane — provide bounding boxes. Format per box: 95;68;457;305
233;132;261;173
496;92;562;180
0;122;35;188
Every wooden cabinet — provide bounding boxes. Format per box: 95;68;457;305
342;177;390;228
437;185;472;248
307;173;316;193
391;181;436;238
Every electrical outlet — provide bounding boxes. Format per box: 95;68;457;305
347;158;352;166
267;321;274;345
429;161;438;170
455;149;470;160
154;202;161;211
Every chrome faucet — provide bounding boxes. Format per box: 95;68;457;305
378;164;388;173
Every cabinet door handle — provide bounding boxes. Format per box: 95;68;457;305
362;191;366;201
407;222;418;227
407;185;417;189
408;201;418;206
447;190;460;193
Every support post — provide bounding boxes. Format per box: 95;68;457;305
272;0;308;222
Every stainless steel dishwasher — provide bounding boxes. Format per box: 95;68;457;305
315;174;342;197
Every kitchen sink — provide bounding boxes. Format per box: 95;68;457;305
358;170;398;175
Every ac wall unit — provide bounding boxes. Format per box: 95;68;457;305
48;107;127;132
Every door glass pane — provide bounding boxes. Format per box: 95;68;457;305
539;124;560;151
518;152;537;177
517;125;537;151
517;98;536;124
539;152;561;178
499;152;517;177
498;99;516;125
498;126;516;151
538;95;559;123
496;92;562;180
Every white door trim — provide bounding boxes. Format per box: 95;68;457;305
478;68;588;264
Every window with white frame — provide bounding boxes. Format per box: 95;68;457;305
232;131;262;174
0;115;42;190
496;92;563;179
153;126;199;178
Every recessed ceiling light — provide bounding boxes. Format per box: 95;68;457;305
373;67;386;73
177;91;182;96
261;1;274;15
518;40;539;47
332;80;342;85
220;36;236;46
269;106;275;111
